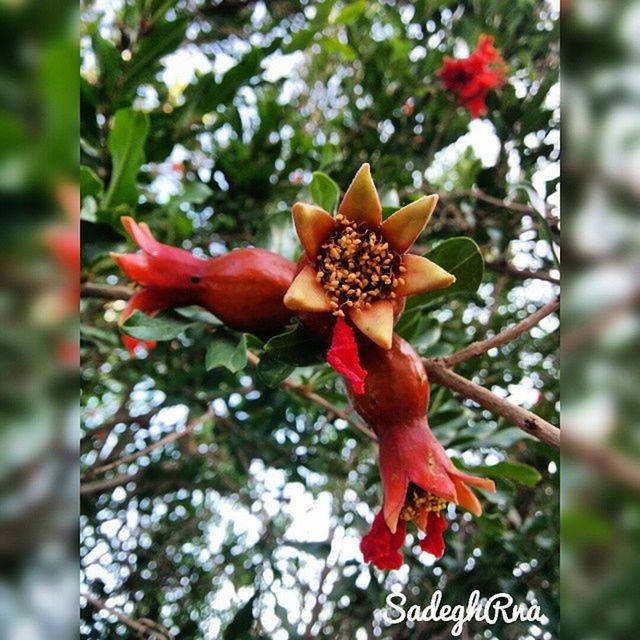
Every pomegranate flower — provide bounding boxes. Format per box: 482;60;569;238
112;216;296;353
351;335;496;570
284;163;455;350
437;35;507;118
361;417;496;569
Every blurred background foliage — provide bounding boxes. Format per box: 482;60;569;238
0;0;78;638
562;1;640;639
79;1;560;639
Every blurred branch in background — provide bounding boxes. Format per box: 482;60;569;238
82;592;173;640
563;0;640;638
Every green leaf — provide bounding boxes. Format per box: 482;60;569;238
309;171;340;213
406;237;484;310
90;28;121;94
453;459;542;487
121;17;189;94
256;354;295;388
102;108;149;209
80;166;104;199
333;0;366;25
263;321;326;366
283;0;335;53
174;306;222;326
222;592;258;640
206;334;248;373
319;36;357;61
121;310;190;341
81;324;119;348
182;182;213;204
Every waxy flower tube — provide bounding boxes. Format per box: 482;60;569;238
348;334;496;569
112;217;296;352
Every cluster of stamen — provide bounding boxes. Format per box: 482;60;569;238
315;214;405;316
400;484;447;522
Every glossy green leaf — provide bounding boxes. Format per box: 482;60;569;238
263;321;326;366
102;108;149;209
222;592;259;640
454;459;542;487
90;28;120;94
256;354;295;388
333;0;366;25
206;334;248;373
406;236;484;310
80;166;103;199
121;310;190;341
309;171;340;213
121;17;189;94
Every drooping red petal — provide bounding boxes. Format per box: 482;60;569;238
327;316;367;394
360;510;407;570
419;511;447;558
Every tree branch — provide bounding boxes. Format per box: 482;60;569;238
81;282;134;300
82;592;173;639
443;188;536;215
422;359;560;449
81;407;214;480
442;296;560;367
245;351;377;441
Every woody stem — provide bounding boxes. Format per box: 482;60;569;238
422;359;560;449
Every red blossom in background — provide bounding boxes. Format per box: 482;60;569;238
437;35;507;117
44;182;80;368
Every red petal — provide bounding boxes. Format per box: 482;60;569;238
327;316;367;394
360;510;406;570
419;511;447;558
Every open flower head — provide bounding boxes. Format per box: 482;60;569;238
361;417;496;570
437;34;507;118
284;164;455;349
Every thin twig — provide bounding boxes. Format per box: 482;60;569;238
82;407;214;479
246;351;377;441
562;428;640;493
82;592;173;639
443;188;536;215
442;296;560;367
81;472;140;495
302;524;338;639
81;282;134;300
422;359;560;449
424;107;457;167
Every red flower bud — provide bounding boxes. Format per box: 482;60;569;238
113;217;297;352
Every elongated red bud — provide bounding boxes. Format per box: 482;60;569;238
113;217;298;350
